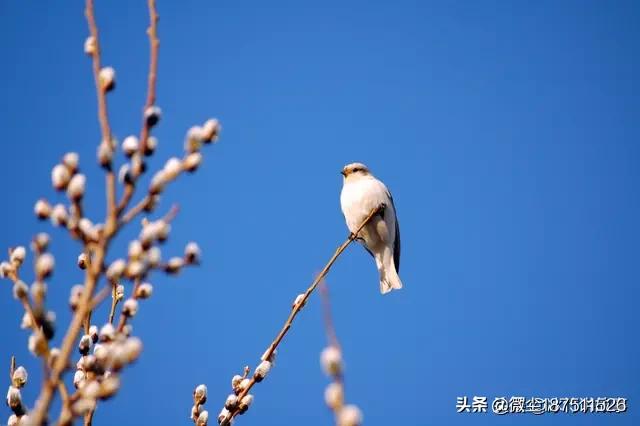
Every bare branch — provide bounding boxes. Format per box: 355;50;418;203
217;205;382;425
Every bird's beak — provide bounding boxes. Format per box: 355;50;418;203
340;170;347;177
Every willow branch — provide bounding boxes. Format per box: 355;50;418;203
140;0;159;154
116;0;159;215
85;0;116;225
120;195;151;225
221;205;382;424
320;281;350;423
319;281;341;352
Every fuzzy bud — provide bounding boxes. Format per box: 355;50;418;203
20;312;33;330
122;298;138;317
224;394;238;410
145;136;158;156
99;375;120;399
324;382;344;409
6;386;22;414
292;293;306;309
128;240;143;260
202;118;221;143
194;384;207;405
260;348;277;363
122;136;139;157
106;258;126;281
238;394;253;413
79;334;92;355
196;410;209;426
85;227;101;244
63;152;79;173
52;164;71;190
217;408;231;426
149;170;166;194
12;367;28;388
98;142;113;168
82;381;100;400
84;36;96;55
231;375;243;393
93;344;108;364
163;157;182;181
183;152;202;172
32;232;50;252
338;405;363;426
51;203;68;226
99;66;116;91
12;280;28;300
254;360;271;382
32;282;48;301
99;323;116;342
118;164;133;184
34;199;52;219
66;174;86;200
0;261;13;279
165;257;183;274
320;346;342;376
144;106;162;127
69;285;84;310
147;246;161;267
28;333;47;356
77;253;88;270
89;325;99;343
184;242;201;264
185;126;204;152
9;246;26;266
135;282;153;299
123;337;142;363
191;405;199;422
125;260;144;278
36;253;55;278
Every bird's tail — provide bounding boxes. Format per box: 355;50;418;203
376;247;403;295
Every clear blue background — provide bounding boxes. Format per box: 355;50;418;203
1;1;638;425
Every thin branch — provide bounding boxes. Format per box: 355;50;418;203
221;205;382;424
90;284;112;311
120;195;151;225
320;280;352;423
115;0;159;215
319;281;341;352
29;249;104;425
140;0;159;154
85;0;116;225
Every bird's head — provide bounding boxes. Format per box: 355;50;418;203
341;162;371;179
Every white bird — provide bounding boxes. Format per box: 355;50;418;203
340;162;402;294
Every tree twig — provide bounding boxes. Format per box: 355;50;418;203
319;281;341;352
85;0;116;224
115;0;159;215
220;205;382;424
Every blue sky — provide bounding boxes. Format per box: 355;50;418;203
1;1;639;425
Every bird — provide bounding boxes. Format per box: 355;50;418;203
340;162;402;294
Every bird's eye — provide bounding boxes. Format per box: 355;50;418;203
352;168;360;173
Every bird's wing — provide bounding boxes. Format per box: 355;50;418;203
387;190;401;273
